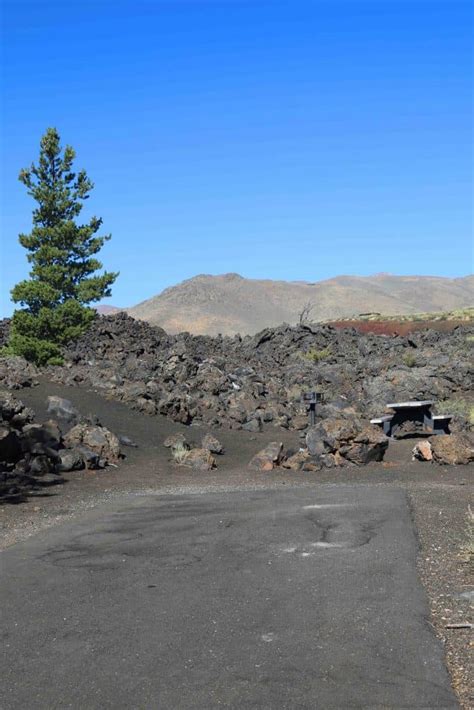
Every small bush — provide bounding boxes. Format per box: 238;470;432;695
402;352;417;368
171;443;189;465
437;397;474;424
301;347;331;363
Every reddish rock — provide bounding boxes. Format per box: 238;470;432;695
343;425;389;465
430;434;474;465
182;448;216;470
281;450;308;470
64;424;121;462
248;442;283;471
412;440;433;461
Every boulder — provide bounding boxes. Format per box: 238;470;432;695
135;397;157;416
306;418;360;455
340;425;389;465
0;356;39;389
281;450;308;470
28;455;55;476
412;440;433;462
301;457;324;472
430;434;474;465
242;418;262;433
56;449;86;472
201;433;224;454
163;433;189;449
0;425;22;462
248;442;283;471
75;446;102;469
63;424;121;462
290;415;309;431
0;391;34;428
20;422;61;453
119;435;138;448
46;396;79;423
306;418;388;466
182;448;216;470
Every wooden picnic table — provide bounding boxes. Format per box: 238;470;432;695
371;400;452;437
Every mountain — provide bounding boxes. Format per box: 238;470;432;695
124;273;474;335
96;305;123;315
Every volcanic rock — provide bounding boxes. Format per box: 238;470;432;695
56;449;86;472
75;446;102;469
0;391;34;428
46;396;80;423
413;440;433;462
281;449;309;470
0;426;22;462
64;424;121;462
201;433;224;454
340;425;389;465
20;422;61;454
242;418;263;433
430;434;474;465
181;448;216;470
0;356;39;389
248;442;283;471
163;433;189;449
306;418;361;455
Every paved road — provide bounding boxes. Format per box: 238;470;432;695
1;485;458;709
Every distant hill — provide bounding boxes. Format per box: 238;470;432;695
124;273;474;335
95;305;123;315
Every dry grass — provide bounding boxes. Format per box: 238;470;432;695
462;505;474;563
333;307;474;323
171;442;189;465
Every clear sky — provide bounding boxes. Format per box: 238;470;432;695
1;0;472;315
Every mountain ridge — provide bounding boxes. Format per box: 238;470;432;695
98;273;473;335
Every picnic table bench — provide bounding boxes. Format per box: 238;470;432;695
371;400;452;438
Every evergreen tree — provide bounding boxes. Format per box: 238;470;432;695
9;128;118;365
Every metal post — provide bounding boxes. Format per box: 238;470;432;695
303;391;324;427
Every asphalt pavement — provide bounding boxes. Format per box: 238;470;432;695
1;485;458;709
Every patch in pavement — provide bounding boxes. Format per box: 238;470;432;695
1;485;458;709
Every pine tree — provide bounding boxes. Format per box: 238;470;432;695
9;128;118;365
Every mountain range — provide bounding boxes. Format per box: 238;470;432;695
98;273;474;336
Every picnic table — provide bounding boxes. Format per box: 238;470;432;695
371;400;452;438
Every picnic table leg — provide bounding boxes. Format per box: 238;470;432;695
423;410;433;431
383;419;392;437
432;419;451;435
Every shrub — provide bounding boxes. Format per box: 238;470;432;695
437;397;474;424
301;347;331;363
402;352;417;368
171;443;189;465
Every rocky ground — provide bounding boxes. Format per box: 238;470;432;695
2;312;473;439
0;314;473;706
68;315;474;430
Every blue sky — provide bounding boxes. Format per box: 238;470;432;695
1;0;472;315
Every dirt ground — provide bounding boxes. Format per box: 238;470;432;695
1;379;473;708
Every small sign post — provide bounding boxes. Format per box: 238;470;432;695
302;391;324;426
